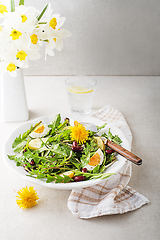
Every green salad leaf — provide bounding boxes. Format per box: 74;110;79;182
102;128;122;145
12;121;42;152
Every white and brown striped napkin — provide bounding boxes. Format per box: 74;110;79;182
67;105;149;219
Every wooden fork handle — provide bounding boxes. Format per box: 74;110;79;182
106;140;142;165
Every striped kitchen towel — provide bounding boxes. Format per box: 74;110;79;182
67;105;149;219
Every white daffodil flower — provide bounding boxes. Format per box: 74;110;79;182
52;29;72;51
15;5;38;32
36;3;71;60
0;1;71;76
3;11;35;35
44;37;56;60
0;25;11;50
2;40;41;70
0;0;10;18
43;3;66;30
15;5;38;16
33;24;53;60
1;15;38;53
0;54;22;77
40;26;72;60
14;41;41;68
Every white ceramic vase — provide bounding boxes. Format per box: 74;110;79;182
1;69;29;122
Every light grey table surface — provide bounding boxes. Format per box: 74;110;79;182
0;76;159;240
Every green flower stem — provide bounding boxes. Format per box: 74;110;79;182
19;0;24;6
38;22;47;24
11;0;15;12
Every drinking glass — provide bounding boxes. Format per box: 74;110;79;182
65;76;97;115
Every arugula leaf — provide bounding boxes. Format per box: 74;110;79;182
102;128;122;145
80;140;98;168
48;114;61;133
54;114;61;128
96;123;107;131
92;165;100;174
12;134;23;149
63;175;73;183
81;152;90;168
7;154;26;166
24;150;56;165
13;141;26;153
7;155;16;161
50;143;68;156
61;129;71;140
46;175;56;183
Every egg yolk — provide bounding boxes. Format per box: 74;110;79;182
88;153;101;166
34;125;45;133
68;172;74;178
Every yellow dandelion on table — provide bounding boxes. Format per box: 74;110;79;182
70;121;89;144
16;186;39;209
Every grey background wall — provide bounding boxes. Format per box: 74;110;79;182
16;1;160;76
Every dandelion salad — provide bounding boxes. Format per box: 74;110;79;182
8;114;123;184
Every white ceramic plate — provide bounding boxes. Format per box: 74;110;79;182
3;114;131;190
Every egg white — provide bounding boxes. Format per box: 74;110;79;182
28;139;42;150
28;137;48;150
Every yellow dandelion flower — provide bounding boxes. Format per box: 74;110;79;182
70;122;89;144
16;186;39;209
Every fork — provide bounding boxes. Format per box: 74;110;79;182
81;122;142;166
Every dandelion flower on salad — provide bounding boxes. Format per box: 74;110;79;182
70;121;89;144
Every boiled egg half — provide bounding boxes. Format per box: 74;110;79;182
60;171;74;179
85;148;104;171
30;124;50;138
28;138;48;150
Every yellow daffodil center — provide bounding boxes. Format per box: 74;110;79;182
49;17;57;29
53;38;56;42
16;51;27;61
0;4;7;14
7;63;16;72
10;29;22;40
16;186;39;209
70;122;89;144
30;34;38;44
21;14;27;23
